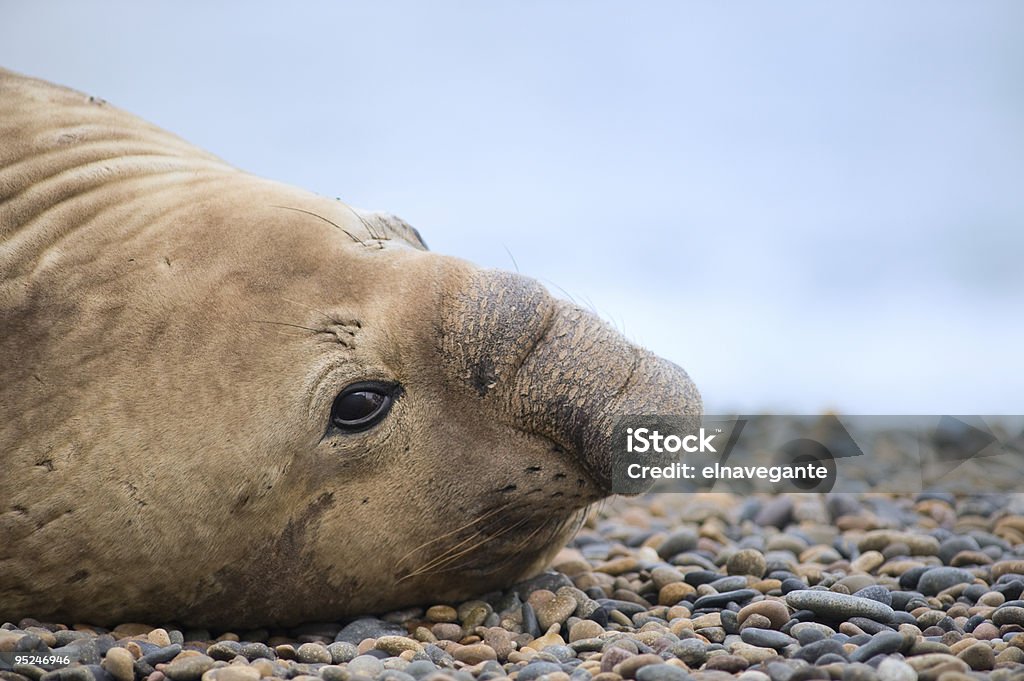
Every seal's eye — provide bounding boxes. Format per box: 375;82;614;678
331;382;396;432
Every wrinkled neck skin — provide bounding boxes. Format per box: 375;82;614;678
0;68;701;627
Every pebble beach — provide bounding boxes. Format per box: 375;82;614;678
4;492;1024;681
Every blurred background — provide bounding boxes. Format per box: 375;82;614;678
2;2;1021;414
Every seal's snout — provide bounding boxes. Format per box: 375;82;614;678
439;268;702;493
510;302;702;492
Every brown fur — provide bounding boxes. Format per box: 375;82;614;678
0;68;700;627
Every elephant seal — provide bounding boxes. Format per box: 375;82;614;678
0;67;701;628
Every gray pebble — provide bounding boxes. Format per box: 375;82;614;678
875;658;916;681
657;529;698;560
207;641;243;661
347;655;384;677
335;619;405;644
992;605;1024;626
848;631;904;663
404;661;438;679
296;642;332;664
328;641;360;664
739;628;797;650
162;654;215;681
785;590;894;623
791;638;846;663
851;586;891;607
668;639;706;667
635;664;692;681
518;662;563;681
916;567;976;596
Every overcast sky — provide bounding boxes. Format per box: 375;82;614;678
2;2;1022;414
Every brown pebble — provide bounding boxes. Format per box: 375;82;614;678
991;560;1024;580
737;599;790;630
739;614;772;631
201;667;261;681
432;623;463;641
595;557;640;575
413;626;437;643
658;582;695;606
147;628;171;647
903;653;967;672
373;636;423;655
950;551;992;567
691;613;722;629
978;591;1005;607
453;643;497;664
704;654;749;673
997;646;1024;664
163;654;216;681
482;627;514;661
114;623;154;638
249;660;275;678
851;550;885;573
529;588;578;630
956;641;995;671
726;549;767;578
615;654;663;679
569;620;604;643
592;674;623;681
426;605;458;623
972;623;1000;640
103;646;136;681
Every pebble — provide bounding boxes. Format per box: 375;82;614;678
737;600;790;630
957;641;995;670
727;549;767;578
568;621;604;643
100;647;134;681
519;662;563;681
634;664;690;681
847;631;904;663
347;655;385;677
876;658;916;681
529;589;578;630
916;567;977;596
784;590;895;622
163;655;216;681
739;628;796;650
615;653;663;678
452;644;496;664
425;606;458;623
327;641;359;664
296;642;332;663
335;619;405;644
200;668;260;681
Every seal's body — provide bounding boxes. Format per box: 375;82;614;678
0;68;700;627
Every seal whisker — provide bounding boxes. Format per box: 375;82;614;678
278;296;335;323
249;319;321;333
399;514;532;581
397;528;488;581
269;204;364;244
394;500;515;568
423;516;536;576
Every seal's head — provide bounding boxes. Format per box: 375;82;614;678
0;68;700;627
